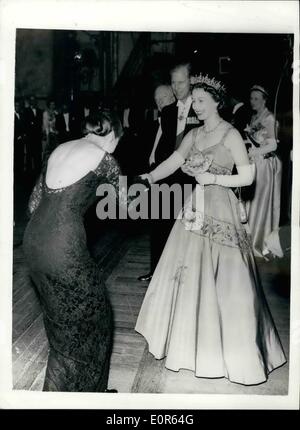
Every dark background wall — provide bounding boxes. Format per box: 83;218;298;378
13;29;294;224
175;32;293;108
15;30;54;106
14;29;293;116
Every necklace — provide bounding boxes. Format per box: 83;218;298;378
203;119;223;134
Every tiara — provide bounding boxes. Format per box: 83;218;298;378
190;74;226;93
250;85;269;97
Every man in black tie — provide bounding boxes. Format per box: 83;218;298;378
138;62;201;282
146;84;175;167
56;101;77;144
23;95;43;180
155;62;202;186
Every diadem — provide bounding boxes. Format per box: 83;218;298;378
190;74;226;93
250;84;269;97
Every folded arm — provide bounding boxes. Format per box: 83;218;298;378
249;138;277;157
249;115;278;157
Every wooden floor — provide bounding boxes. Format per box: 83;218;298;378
12;182;290;394
12;223;290;395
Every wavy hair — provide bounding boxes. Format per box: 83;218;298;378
82;109;123;139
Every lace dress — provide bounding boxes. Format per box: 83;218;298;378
135;127;286;386
23;152;121;392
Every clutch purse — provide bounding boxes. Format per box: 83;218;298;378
237;187;248;224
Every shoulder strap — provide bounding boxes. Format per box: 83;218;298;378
188;127;200;154
187;127;199;152
220;125;234;145
192;127;198;145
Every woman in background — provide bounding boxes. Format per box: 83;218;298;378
42;99;59;162
245;85;282;257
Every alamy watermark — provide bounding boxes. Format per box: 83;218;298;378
95;175;204;221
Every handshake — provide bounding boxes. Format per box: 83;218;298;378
131;174;153;191
131;171;218;188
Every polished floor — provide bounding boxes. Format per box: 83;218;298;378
12;182;290;394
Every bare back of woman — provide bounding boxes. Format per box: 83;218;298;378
45;137;106;190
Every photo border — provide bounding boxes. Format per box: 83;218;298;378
0;0;299;410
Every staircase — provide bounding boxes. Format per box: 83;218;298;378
112;33;152;99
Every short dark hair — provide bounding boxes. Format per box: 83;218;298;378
170;61;192;77
82;109;123;139
46;99;56;108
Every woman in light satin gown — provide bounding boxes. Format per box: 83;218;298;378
135;76;286;386
42;99;59;162
245;85;282;258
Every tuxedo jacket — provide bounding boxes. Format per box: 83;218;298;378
232;104;252;139
23;107;43;141
155;101;201;165
145;118;160;158
56;112;77;141
154;101;202;186
138;118;160;174
55;113;67;134
14;113;25;142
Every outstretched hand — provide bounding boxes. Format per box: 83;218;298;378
140;173;153;183
132;175;152;190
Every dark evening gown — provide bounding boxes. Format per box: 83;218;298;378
23;152;121;392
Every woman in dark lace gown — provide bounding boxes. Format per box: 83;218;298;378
23;111;123;392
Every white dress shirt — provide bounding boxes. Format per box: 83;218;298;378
149;118;162;166
63;112;70;132
176;96;192;136
123;108;130;128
